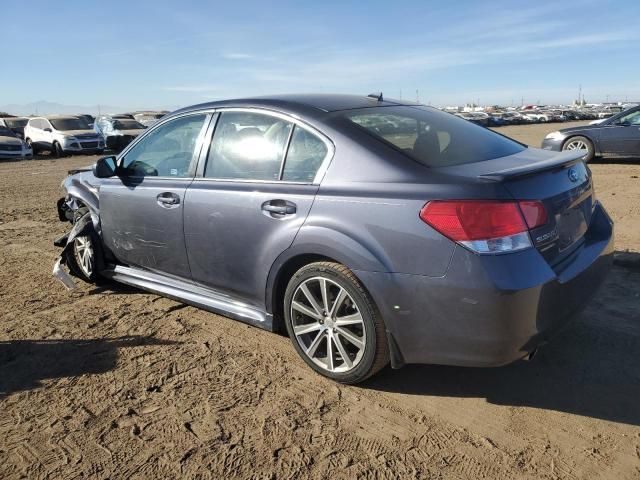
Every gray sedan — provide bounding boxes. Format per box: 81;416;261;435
542;105;640;160
53;94;613;384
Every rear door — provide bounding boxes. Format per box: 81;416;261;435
100;112;210;280
184;109;332;307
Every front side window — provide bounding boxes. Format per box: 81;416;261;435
343;106;525;167
121;114;207;177
616;109;640;125
282;127;328;182
205;112;292;181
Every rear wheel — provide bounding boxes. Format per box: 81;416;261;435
562;135;595;161
284;262;389;384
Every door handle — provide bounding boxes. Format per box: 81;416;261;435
262;200;296;216
157;192;180;207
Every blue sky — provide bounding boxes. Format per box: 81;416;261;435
2;0;639;110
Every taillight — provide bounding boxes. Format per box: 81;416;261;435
419;200;547;254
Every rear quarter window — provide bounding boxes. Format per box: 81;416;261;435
343;106;525;167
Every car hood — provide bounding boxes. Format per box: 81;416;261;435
60;129;100;137
0;135;22;145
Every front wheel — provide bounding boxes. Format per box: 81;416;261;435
562;135;595;161
284;262;389;384
51;141;65;158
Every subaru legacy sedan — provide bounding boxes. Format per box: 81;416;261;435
53;94;614;384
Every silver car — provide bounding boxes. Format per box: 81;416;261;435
54;94;614;384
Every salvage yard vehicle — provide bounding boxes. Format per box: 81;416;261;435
24;116;105;157
94;115;146;152
0;116;30;138
0;125;32;159
542;105;640;161
53;94;614;384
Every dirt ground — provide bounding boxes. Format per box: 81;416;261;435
1;121;639;479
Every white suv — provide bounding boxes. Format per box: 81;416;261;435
24;116;105;157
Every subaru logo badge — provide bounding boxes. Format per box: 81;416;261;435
568;167;579;182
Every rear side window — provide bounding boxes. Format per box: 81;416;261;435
343;106;525;167
282;127;328;182
205;112;292;181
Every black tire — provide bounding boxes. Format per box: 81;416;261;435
283;261;389;384
51;141;65;158
562;135;595;162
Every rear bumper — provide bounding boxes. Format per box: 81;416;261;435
356;202;614;367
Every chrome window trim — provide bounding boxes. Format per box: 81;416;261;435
198;106;335;185
114;110;213;181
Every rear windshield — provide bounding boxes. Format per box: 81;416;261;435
50;118;90;131
343;106;525;167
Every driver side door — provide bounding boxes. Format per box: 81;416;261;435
599;109;640;156
100;112;211;280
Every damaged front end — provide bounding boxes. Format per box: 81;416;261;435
53;169;103;289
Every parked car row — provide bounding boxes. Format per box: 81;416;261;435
0;110;167;158
449;104;638;127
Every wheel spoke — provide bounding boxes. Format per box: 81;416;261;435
336;326;364;349
319;278;330;313
326;333;335;370
329;288;346;317
335;312;363;326
300;284;323;317
306;330;325;357
333;334;353;369
292;301;322;320
294;322;323;336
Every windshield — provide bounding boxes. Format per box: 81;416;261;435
4;118;28;128
114;119;145;130
49;118;91;131
343;106;525;167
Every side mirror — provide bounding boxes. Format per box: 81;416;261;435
93;156;118;178
44;128;52;132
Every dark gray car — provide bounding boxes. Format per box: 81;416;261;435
541;105;640;160
53;94;614;384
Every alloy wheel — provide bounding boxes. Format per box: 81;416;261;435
564;139;588;151
73;235;94;277
290;276;366;373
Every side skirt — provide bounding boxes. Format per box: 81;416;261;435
100;265;274;331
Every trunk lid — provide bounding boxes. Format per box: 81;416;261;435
439;148;595;266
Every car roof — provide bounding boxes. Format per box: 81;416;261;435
175;94;420;116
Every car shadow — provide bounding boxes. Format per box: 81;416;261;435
364;252;640;426
0;336;178;398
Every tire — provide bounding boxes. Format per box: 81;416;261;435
64;211;102;283
283;261;389;384
52;141;65;158
562;135;595;161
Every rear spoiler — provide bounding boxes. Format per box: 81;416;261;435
478;150;586;182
